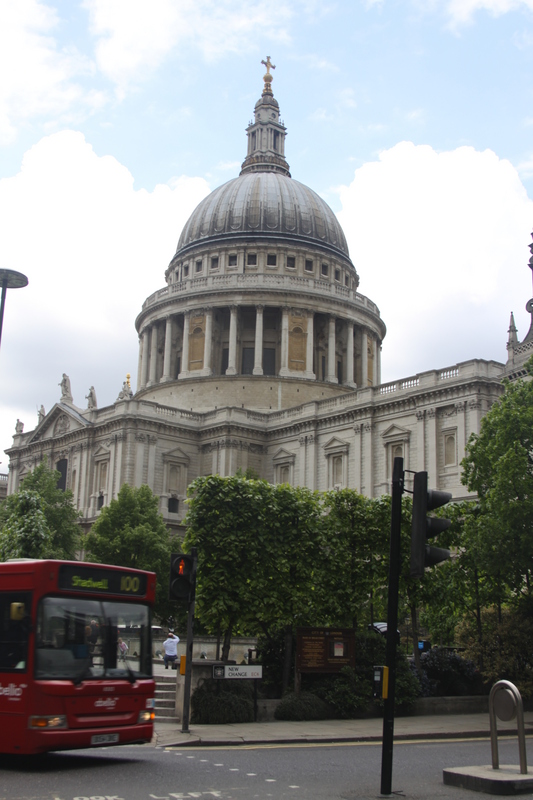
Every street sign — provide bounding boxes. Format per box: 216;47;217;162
212;665;263;679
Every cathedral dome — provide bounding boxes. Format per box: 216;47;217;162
175;172;349;259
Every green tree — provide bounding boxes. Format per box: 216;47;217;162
184;474;273;659
462;363;533;597
0;460;80;559
255;482;325;693
322;489;389;629
84;484;172;621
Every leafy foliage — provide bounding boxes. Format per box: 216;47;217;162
191;679;254;724
458;607;533;699
0;460;80;560
84;484;172;621
462;364;533;596
419;649;482;697
274;691;331;721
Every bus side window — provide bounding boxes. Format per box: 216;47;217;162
0;592;31;671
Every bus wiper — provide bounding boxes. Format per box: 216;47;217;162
72;663;93;685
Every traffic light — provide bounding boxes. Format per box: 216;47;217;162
410;471;452;578
169;553;196;601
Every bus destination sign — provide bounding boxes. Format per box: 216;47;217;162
58;564;148;597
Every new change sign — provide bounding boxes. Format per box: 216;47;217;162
212;665;263;679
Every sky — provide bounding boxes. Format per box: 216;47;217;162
2;0;533;472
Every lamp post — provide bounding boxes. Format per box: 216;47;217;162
0;269;28;351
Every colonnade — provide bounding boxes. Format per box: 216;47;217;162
137;304;381;391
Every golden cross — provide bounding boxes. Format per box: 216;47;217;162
261;56;275;74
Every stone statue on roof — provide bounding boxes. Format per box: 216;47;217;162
59;373;73;403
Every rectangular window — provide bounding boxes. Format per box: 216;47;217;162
183;265;189;277
321;263;329;277
228;254;237;266
56;459;67;491
195;260;202;273
210;257;219;270
221;348;229;374
0;591;31;672
444;433;456;466
287;256;295;269
335;269;341;282
305;260;313;272
267;254;277;266
242;347;254;375
247;253;257;266
345;274;349;286
263;348;276;376
168;497;179;514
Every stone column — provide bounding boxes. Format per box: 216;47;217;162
455;401;466;464
416;409;425;473
426;408;437;486
136;337;143;392
353;424;362;493
326;315;338;383
305;310;315;379
140;329;150;389
253;305;264;375
178;312;190;379
147;435;157;487
148;324;158;386
376;340;382;386
362;420;373;497
346;321;355;386
372;337;379;386
226;306;238;375
279;307;290;376
162;316;173;382
115;434;124;499
203;308;213;376
361;329;369;388
299;436;307;486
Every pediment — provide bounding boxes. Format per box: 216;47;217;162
163;447;190;465
381;424;410;442
323;436;349;453
27;403;89;444
93;445;110;460
272;447;295;464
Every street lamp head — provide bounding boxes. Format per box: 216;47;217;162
0;269;29;289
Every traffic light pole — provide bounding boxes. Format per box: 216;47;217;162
380;457;404;796
181;547;197;734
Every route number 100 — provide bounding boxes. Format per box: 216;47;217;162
120;575;140;593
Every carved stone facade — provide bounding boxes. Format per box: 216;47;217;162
4;69;516;535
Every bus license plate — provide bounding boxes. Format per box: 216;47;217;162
91;733;119;745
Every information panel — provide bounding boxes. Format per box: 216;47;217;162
213;665;263;679
58;564;148;597
296;627;356;673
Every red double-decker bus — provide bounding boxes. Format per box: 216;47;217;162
0;559;157;754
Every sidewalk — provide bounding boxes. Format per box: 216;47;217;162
150;660;533;749
153;713;533;748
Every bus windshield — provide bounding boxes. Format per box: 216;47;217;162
35;596;152;682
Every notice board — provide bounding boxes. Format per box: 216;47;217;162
296;627;356;674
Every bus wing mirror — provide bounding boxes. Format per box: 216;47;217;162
10;602;25;621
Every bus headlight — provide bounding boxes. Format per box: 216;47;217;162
29;715;68;729
137;710;155;723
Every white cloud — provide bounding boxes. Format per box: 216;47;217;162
83;0;295;93
444;0;533;26
0;131;210;463
0;0;99;144
337;142;533;382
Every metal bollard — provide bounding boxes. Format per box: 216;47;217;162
489;680;527;775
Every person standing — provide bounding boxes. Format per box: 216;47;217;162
163;631;180;669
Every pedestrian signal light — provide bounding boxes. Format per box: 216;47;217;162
169;553;195;601
410;471;452;578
